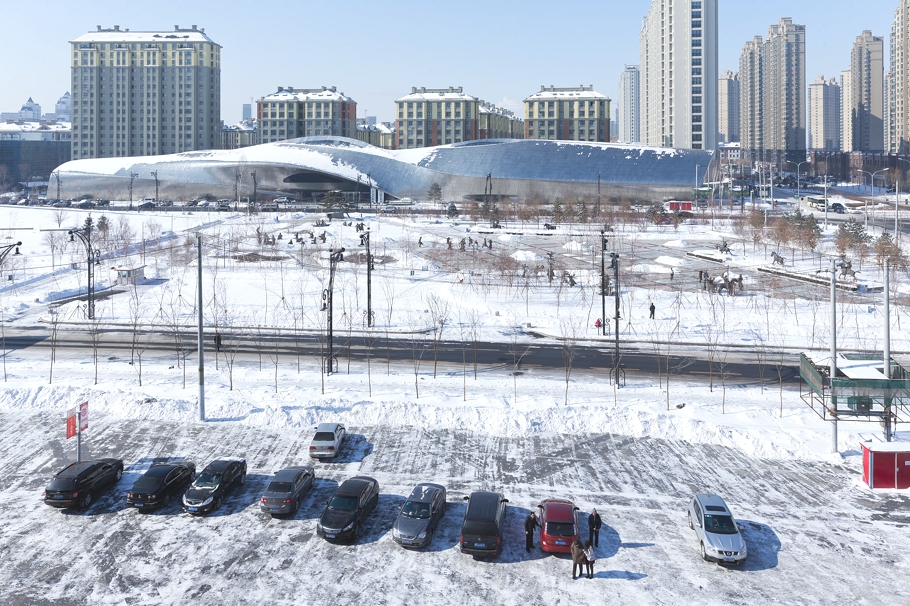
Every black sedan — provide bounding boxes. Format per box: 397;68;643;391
44;458;124;509
316;476;380;543
126;462;196;511
182;458;246;515
260;466;315;516
392;483;447;548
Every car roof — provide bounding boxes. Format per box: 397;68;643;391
540;499;576;520
315;422;343;432
465;491;504;520
57;458;118;477
336;476;376;495
695;493;731;514
145;464;183;477
273;467;312;481
202;459;244;472
407;483;444;502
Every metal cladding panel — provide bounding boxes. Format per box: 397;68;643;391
871;452;897;489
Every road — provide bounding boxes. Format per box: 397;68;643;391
0;412;907;605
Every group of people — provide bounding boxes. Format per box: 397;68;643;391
525;508;602;579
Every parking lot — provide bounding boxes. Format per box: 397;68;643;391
1;411;908;605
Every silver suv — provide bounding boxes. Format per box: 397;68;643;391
687;494;747;565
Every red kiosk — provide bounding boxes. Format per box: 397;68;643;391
861;442;910;489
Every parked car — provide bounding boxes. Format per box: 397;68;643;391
44;458;124;509
460;491;509;557
76;200;93;209
392;483;447;548
137;201;156;210
185;199;200;207
309;423;346;459
687;494;747;565
259;466;315;516
316;476;380;542
182;458;247;515
52;199;71;208
158;200;174;207
126;462;196;511
94;199;110;207
274;196;290;204
537;498;580;554
217;199;232;210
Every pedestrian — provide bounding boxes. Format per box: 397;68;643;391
524;511;540;552
649;302;655;319
670;268;674;280
570;539;586;579
418;237;423;247
584;540;596;579
214;333;222;352
588;509;601;546
594;318;602;329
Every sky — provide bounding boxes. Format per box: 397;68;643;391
1;0;899;125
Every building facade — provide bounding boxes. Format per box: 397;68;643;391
639;0;718;150
256;86;356;144
739;19;806;165
847;30;884;152
841;69;854;152
0;121;72;184
394;87;521;149
890;2;910;153
69;25;221;160
618;66;640;143
479;103;524;140
808;76;841;151
718;70;740;143
220;119;257;150
523;85;610;142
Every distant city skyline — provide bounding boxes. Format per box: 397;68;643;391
1;0;897;126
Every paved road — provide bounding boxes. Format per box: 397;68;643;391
0;412;907;604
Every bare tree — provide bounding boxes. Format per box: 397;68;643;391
559;316;581;405
406;312;429;399
87;315;104;385
425;293;451;378
48;308;61;384
381;276;396;374
507;316;532;404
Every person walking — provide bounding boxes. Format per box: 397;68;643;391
583;540;596;579
524;511;540;552
649;302;656;319
570;539;587;579
670;268;675;280
588;509;602;546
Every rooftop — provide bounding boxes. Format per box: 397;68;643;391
525;85;610;102
396;86;478;103
71;25;218;46
259;86;355;104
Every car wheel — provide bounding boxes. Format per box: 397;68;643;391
80;491;93;509
215;496;223;510
700;542;709;562
688;511;693;530
163;494;171;507
115;467;123;481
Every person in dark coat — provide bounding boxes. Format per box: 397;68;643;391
588;509;602;546
570;539;587;579
524;511;540;552
649;302;656;319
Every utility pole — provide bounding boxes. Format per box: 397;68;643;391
128;172;138;210
600;231;608;336
251;171;258;208
610;251;621;383
234;171;241;210
829;258;838;453
197;234;205;422
884;257;892;441
69;218;101;320
360;231;374;327
321;248;345;374
547;251;554;284
596;172;601;218
151;171;159;204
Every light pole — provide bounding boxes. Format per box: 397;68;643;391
128;172;138;210
857;168;889;229
788;160;809;203
52;171;61;202
600;231;608;337
69;218;102;320
897;158;910;242
321;248;345;375
360;231;374;327
151;171;159;204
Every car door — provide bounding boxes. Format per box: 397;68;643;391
430;491;442;530
358;487;370;524
164;468;182;497
293;470;306;500
335;427;345;451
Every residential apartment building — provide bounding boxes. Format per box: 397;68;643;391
842;69;855;152
256;86;356;144
639;0;718;150
617;66;640;143
847;30;884;152
355;120;395;149
739;18;806;165
220;119;257;150
808;76;841;151
394;87;522;149
523;85;610;142
69;25;221;159
890;2;910;153
718;70;740;142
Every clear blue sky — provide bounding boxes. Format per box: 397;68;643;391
2;0;898;125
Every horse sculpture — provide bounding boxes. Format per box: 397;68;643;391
839;260;857;280
771;251;785;266
716;240;732;254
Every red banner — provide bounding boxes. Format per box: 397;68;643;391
65;401;88;439
66;414;76;439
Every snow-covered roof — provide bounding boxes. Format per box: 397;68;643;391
0;121;71;134
396;87;477;103
524;85;610;102
71;26;218;46
478;103;521;120
259;87;355;104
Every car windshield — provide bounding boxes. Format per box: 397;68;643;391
48;478;76;491
704;514;738;535
546;521;576;537
132;477;162;492
313;432;336;442
401;500;431;519
328;495;358;511
193;472;221;488
267;481;292;493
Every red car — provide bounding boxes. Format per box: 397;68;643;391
538;498;580;554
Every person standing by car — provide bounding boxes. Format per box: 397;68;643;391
588;508;602;546
524;511;540;552
583;540;596;578
570;539;587;579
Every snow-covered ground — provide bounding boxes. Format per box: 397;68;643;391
0;205;909;604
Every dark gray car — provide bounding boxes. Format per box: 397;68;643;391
392;483;447;548
260;466;315;516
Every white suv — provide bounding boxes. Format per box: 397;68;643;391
687;494;747;565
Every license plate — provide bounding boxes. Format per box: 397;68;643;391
475;543;485;548
326;533;336;539
724;557;734;562
556;540;566;545
53;494;64;499
135;503;144;507
189;507;198;512
402;540;413;545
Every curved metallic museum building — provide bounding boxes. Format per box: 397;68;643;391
53;137;716;203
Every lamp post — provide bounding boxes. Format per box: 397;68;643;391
897;158;910;242
360;231;374;327
69;218;102;320
857;169;889;230
150;171;159;204
52;171;61;203
128;172;138;210
788;160;809;203
321;248;345;375
0;241;22;267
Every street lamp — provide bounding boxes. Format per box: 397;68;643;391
857;169;889;229
69;218;102;320
150;171;159;204
788;160;809;203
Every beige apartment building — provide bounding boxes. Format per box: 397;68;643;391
394;87;522;149
256;86;357;144
808;76;841;151
70;25;221;159
523;85;611;142
847;30;884;152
